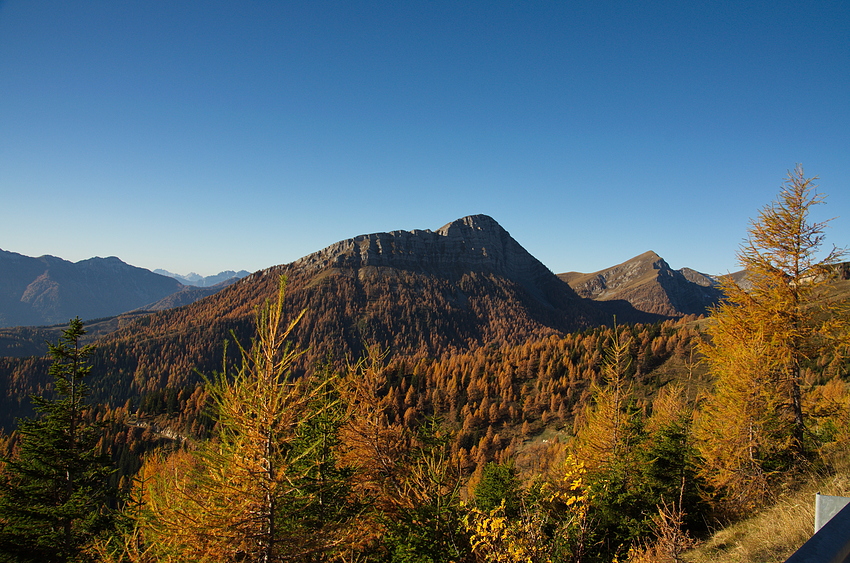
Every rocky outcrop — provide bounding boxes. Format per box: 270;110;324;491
559;251;724;317
293;214;570;304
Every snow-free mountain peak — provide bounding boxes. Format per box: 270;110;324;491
559;251;723;317
291;214;554;285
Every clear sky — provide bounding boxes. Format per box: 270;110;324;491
1;1;848;277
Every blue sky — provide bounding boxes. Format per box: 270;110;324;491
1;1;848;277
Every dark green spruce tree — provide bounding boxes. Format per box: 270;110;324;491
0;318;117;563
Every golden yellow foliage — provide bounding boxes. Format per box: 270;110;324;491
696;166;848;510
462;500;551;563
130;277;353;562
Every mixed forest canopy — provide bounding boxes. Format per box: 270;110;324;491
0;166;848;563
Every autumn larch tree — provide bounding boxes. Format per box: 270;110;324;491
337;352;471;562
135;277;357;562
572;325;635;472
697;165;847;505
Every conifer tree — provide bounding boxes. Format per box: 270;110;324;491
0;317;117;563
473;461;522;518
136;277;357;562
573;326;635;471
337;354;471;562
697;166;847;505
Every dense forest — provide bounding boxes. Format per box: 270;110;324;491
1;167;848;562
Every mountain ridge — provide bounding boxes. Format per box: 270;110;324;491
558;250;724;317
292;214;570;306
0;250;185;327
0;216;721;339
0;250;251;329
154;269;250;287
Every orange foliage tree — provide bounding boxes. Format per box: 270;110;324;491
697;166;847;507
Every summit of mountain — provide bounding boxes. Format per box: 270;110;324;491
558;251;724;317
220;214;611;351
293;214;562;302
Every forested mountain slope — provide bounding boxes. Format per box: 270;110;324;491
3;173;847;563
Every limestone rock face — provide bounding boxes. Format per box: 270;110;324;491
679;267;717;287
293;214;558;293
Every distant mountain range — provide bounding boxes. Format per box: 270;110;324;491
142;278;243;311
0;249;247;328
0;250;181;327
154;269;250;287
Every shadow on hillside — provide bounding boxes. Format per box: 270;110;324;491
583;298;672;326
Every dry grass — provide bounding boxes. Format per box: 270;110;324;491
683;471;850;563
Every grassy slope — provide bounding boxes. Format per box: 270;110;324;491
684;466;850;563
